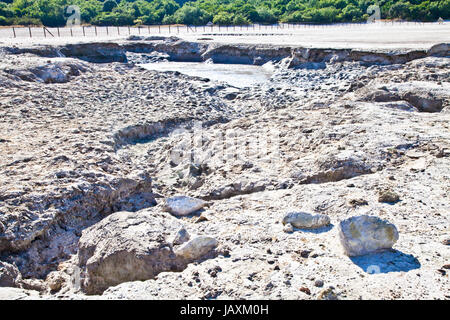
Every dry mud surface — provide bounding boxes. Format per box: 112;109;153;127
0;35;449;300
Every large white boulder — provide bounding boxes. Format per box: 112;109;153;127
77;209;218;294
338;215;399;257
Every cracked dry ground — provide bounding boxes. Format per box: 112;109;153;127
0;47;449;299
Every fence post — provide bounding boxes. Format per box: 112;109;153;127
159;25;161;33
128;26;130;35
12;27;16;38
177;25;179;33
43;27;46;38
83;26;85;36
29;27;32;38
106;26;109;36
57;27;60;37
43;27;54;37
117;26;120;35
95;26;97;36
148;26;150;34
169;25;171;33
70;28;73;37
138;26;140;34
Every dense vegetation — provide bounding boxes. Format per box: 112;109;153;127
0;0;448;27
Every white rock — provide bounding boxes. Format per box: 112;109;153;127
338;215;399;257
172;227;190;245
164;196;207;216
283;223;294;233
174;236;218;261
77;209;185;294
282;212;330;229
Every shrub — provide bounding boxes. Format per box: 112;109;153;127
213;11;232;25
233;13;251;25
0;15;10;25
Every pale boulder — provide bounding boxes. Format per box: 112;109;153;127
338;215;399;256
282;211;330;229
164;196;207;216
174;236;218;261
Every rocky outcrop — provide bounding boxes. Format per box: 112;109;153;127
338;215;399;256
0;170;155;254
354;81;450;112
0;261;21;287
2;58;90;83
77;209;218;295
3;39;447;66
77;209;183;294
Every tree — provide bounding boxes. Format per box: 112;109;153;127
339;4;363;21
388;1;411;19
103;0;118;12
213;11;232;24
256;6;277;23
173;5;211;25
233;13;250;25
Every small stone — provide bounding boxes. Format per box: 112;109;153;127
299;287;311;295
282;211;330;229
436;269;446;276
378;190;400;203
283;223;294;233
441;238;450;246
317;287;338;300
207;266;222;278
45;271;65;292
348;198;368;207
442;264;450;269
338;215;399;256
172;227;190;246
314;280;324;287
164;196;207;216
299;250;311;258
195;214;209;223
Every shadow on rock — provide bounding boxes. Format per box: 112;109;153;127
295;224;334;234
350;249;421;274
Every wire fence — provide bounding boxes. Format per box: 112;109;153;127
1;20;444;40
